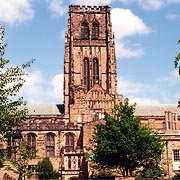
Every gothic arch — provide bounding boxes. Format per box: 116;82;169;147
83;57;90;91
45;132;55;157
27;133;36;156
65;132;75;151
92;57;99;86
81;21;89;39
92;21;99;39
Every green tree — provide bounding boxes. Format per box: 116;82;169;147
37;158;60;180
174;39;180;74
10;141;36;180
174;39;180;106
138;165;164;179
90;98;164;177
0;24;34;141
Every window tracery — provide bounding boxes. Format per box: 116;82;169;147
81;21;89;39
92;21;99;39
27;133;36;156
46;133;55;157
92;58;99;86
83;58;90;91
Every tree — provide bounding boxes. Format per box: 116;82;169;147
174;39;180;106
138;165;164;179
90;98;164;177
174;39;180;74
0;24;34;141
10;141;35;180
37;158;60;180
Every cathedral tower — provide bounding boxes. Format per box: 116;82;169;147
64;5;122;122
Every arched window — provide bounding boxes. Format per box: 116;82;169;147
78;157;81;168
83;58;90;91
66;133;74;151
92;58;99;86
68;156;72;169
46;133;55;157
92;21;99;39
81;21;89;39
27;133;36;156
162;122;166;130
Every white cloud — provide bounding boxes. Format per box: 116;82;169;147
117;76;150;94
156;69;180;85
166;13;180;20
111;8;151;40
128;96;160;105
167;0;180;3
117;76;160;104
0;0;35;25
117;0;135;3
47;0;68;17
138;0;165;11
70;0;112;5
18;71;63;104
115;41;144;58
111;8;150;58
46;74;64;100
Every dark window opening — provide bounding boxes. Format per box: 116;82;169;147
66;133;74;151
92;22;99;39
81;21;89;39
92;58;99;86
68;156;71;169
78;157;81;168
83;58;90;91
27;133;36;157
174;150;180;161
46;133;55;157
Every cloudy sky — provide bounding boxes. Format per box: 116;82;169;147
0;0;180;105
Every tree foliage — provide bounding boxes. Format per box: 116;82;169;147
0;24;34;141
37;158;60;180
174;39;180;106
138;165;164;179
90;98;164;177
174;39;180;75
10;141;35;180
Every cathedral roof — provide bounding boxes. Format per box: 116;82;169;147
135;104;180;116
25;104;63;115
24;104;179;116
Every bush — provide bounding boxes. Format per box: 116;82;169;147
138;165;164;179
37;158;60;180
172;171;180;179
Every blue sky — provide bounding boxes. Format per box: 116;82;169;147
0;0;180;105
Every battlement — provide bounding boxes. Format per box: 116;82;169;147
69;5;110;13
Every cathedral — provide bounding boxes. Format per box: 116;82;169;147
1;5;180;180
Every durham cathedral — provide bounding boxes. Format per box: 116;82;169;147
1;5;180;180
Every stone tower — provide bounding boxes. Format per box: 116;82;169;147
64;5;122;123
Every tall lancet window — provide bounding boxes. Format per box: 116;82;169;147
81;21;89;40
83;58;90;91
92;21;99;39
92;58;99;85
